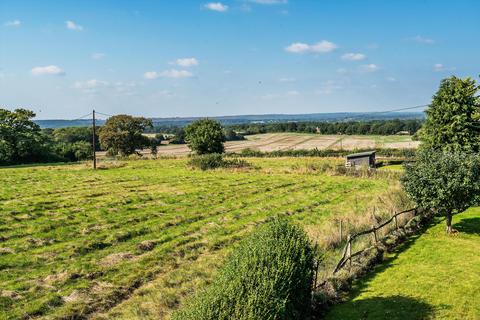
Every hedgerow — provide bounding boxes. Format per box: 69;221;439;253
172;219;316;320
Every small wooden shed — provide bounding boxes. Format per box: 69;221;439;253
345;151;376;168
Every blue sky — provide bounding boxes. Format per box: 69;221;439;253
1;0;479;119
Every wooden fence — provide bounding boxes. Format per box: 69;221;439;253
332;207;419;274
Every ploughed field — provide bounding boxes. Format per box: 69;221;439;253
1;158;402;319
146;133;419;156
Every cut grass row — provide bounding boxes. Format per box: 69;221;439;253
1;157;405;319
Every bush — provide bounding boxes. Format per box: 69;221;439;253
172;219;315;320
188;154;250;170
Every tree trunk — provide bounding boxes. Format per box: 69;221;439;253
446;213;453;234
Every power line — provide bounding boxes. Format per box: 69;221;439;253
71;112;93;121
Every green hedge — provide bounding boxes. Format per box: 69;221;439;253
229;148;416;159
188;153;251;170
172;219;315;320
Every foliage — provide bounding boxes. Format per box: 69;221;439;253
99;115;153;156
185;119;226;154
172;219;315;320
224;128;245;141
233;147;416;158
53;141;92;161
168;127;186;144
402;149;480;232
149;134;164;156
420;76;480;152
188;153;250;170
0;108;58;165
230;119;423;136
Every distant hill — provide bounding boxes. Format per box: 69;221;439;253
35;112;425;129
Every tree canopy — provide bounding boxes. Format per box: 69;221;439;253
185;119;226;154
99;115;152;156
420;76;480;152
402;149;480;233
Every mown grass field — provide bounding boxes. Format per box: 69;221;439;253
0;157;406;319
326;207;480;320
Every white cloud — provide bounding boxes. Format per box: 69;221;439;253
91;53;106;60
315;80;343;95
73;79;109;93
278;77;296;82
359;63;379;72
433;63;455;72
409;35;435;44
4;20;21;27
249;0;288;4
172;58;199;67
144;71;159;79
66;20;83;31
144;69;193;79
31;65;65;76
341;53;366;61
204;2;228;12
285;40;337;54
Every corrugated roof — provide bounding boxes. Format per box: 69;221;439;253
346;151;376;158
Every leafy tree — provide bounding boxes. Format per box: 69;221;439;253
402;149;480;233
0;108;55;165
185;119;226;154
149;134;164;157
52;126;99;149
169;128;186;144
99;115;152;156
420;76;480;152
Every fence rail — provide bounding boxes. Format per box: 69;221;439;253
332;207;419;274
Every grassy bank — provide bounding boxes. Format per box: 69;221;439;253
325;207;480;320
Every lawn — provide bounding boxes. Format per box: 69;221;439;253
0;157;405;319
326;207;480;320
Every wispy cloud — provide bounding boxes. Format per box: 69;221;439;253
66;20;83;31
248;0;288;4
433;63;456;72
171;58;199;67
278;77;296;82
144;69;193;79
341;53;366;61
286;90;299;96
359;63;379;73
4;20;21;27
409;35;435;44
91;53;106;60
204;2;228;12
315;80;343;95
31;65;65;76
73;79;109;93
285;40;337;54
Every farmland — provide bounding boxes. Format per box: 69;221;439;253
0;157;407;319
151;133;419;156
326;207;480;319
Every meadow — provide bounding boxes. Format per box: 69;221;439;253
0;157;408;319
326;207;480;320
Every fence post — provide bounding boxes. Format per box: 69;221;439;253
372;226;378;244
394;214;398;230
339;220;343;242
347;235;352;270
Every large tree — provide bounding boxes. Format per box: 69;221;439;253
402;149;480;233
99;115;152;156
420;76;480;152
185;119;226;154
0;108;53;165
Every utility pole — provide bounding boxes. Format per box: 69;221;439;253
92;109;97;169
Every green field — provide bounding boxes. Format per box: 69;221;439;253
326;207;480;320
0;157;406;319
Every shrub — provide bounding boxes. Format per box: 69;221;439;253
188;154;250;170
172;219;316;320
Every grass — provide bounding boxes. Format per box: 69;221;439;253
325;207;480;320
0;157;407;319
